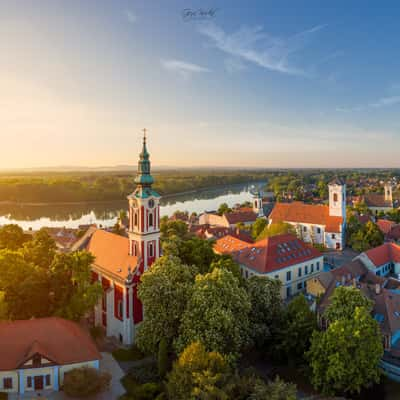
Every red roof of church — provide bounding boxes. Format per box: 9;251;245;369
215;233;322;274
0;317;100;371
224;210;257;225
87;229;138;280
269;202;343;233
363;242;400;267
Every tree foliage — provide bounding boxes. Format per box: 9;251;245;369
166;342;230;400
257;222;295;240
251;219;267;240
217;203;232;216
176;268;251;359
347;221;384;252
0;224;30;250
136;256;198;354
307;307;383;396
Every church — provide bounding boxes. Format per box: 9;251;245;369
87;131;160;345
268;178;347;250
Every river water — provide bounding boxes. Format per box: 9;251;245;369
0;182;264;230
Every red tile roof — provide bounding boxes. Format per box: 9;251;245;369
364;242;400;267
0;317;100;371
224;211;258;225
269;202;343;233
216;233;322;274
214;235;250;254
377;219;396;235
87;229;138;280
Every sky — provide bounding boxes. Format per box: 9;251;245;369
1;0;400;169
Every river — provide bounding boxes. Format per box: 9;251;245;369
0;182;265;230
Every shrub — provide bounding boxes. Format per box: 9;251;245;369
157;338;168;377
112;344;145;361
130;362;159;384
121;376;162;400
63;366;111;397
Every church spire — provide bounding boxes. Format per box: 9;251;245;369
135;128;154;186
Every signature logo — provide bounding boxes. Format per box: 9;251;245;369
182;8;218;22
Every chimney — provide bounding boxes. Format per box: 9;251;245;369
375;283;381;295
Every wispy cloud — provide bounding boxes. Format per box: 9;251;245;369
197;22;325;76
126;10;137;24
336;95;400;112
161;59;210;79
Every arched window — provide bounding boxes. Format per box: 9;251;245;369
134;212;138;226
149;213;153;227
149;242;154;257
333;193;338;202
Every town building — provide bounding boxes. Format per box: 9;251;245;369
87;132;160;345
357;181;395;215
199;208;258;228
0;317;100;395
268;178;346;250
215;233;323;299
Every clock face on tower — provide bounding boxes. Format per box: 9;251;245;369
148;199;155;208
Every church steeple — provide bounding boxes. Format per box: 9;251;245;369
134;128;154;187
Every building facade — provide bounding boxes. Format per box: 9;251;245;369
87;133;160;345
268;178;346;250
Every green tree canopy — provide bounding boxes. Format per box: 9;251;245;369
136;256;198;354
307;307;383;396
217;203;232;216
257;222;295;241
166;341;230;400
246;276;282;348
251;218;267;241
22;228;57;269
324;286;373;323
176;268;251;359
209;255;243;284
348;221;384;252
0;224;30;250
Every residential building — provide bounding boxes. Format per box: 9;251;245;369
0;317;100;395
357;182;395;215
215;233;323;299
86;133;160;345
268;178;346;250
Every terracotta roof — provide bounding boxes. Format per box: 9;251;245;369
214;235;250;254
224;233;322;274
364;243;400;267
0;317;100;371
269;202;343;233
87;229;138;280
363;193;392;208
224;210;258;225
377;219;396;235
388;225;400;241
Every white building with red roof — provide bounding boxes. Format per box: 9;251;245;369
0;317;100;395
215;233;323;299
87;132;161;345
268;178;346;250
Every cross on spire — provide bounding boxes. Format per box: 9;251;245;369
142;128;147;141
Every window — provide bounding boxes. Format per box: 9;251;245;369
133;242;137;256
286;287;291;298
286;271;291;281
245;270;249;279
33;354;41;368
149;213;153;227
311;264;314;273
27;377;32;388
298;267;302;277
333;193;338;202
297;282;303;290
317;227;321;234
305;265;308;274
45;375;51;386
3;378;12;390
303;226;307;232
134;213;138;226
317;262;320;271
118;300;123;318
331;234;336;239
274;275;279;280
149;243;154;257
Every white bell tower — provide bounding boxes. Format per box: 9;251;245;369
328;177;346;220
384;182;393;204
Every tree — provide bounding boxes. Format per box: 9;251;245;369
22;228;56;269
0;224;30;250
136;256;198;354
278;294;316;365
210;255;243;284
257;222;295;241
246;276;282;348
158;337;168;378
217;203;231;216
63;367;111;397
324;286;373;323
317;180;328;200
348;221;384;252
255;376;297;400
176;268;251;358
251;219;267;240
166;342;230;400
160;219;188;241
307;307;383;396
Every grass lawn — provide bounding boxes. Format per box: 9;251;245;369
112;345;145;362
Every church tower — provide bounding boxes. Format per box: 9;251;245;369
127;130;161;274
384;181;393;204
328;177;346;220
252;189;264;217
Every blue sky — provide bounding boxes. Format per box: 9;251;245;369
1;0;400;168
